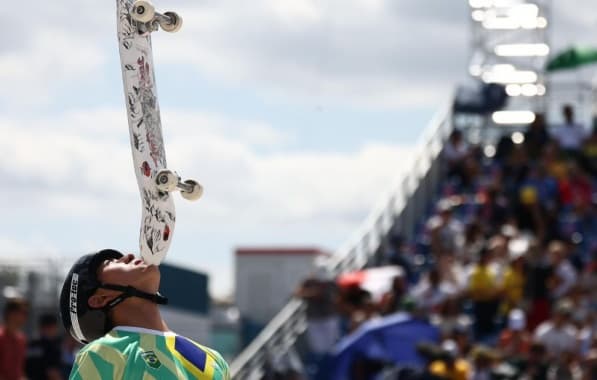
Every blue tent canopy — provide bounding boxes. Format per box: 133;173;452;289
326;313;440;380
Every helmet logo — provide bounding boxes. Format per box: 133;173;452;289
69;273;85;342
141;350;162;369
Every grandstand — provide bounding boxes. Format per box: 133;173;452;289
231;1;597;379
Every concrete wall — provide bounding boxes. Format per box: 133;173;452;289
235;250;322;324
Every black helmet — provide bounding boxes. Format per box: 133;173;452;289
59;249;167;343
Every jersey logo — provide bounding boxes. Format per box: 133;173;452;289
141;350;162;369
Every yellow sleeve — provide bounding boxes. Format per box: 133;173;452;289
69;345;126;380
69;351;100;380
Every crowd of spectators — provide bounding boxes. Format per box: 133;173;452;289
289;105;597;380
0;298;80;380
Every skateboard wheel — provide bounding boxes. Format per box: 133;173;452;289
181;180;203;201
131;0;155;23
155;169;179;192
160;12;183;33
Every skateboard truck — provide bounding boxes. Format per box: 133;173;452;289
155;169;203;201
131;0;182;33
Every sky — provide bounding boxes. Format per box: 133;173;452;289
1;0;595;298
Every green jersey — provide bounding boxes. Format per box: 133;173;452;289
69;326;230;380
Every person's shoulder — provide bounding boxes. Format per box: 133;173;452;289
176;335;230;376
73;336;128;372
77;333;128;359
205;346;229;369
534;321;553;336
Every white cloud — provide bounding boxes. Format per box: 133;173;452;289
1;108;412;225
0;28;106;105
3;0;595;109
152;0;468;108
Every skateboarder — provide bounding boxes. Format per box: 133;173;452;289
59;249;229;379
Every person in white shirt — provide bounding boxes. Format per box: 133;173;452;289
551;105;588;153
548;241;577;299
534;300;579;358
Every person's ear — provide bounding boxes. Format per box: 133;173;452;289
88;293;113;309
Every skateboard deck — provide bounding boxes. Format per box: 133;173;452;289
116;0;180;265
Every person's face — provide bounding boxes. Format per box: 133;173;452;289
40;323;59;338
440;210;452;222
429;271;440;287
92;254;161;306
6;308;28;329
392;276;405;293
512;257;525;270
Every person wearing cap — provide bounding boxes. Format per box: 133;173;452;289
498;309;531;358
59;249;229;379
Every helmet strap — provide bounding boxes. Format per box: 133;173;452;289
98;284;168;310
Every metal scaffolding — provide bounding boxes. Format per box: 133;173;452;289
467;0;552;125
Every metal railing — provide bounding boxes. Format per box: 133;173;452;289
230;101;454;379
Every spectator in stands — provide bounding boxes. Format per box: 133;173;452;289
410;267;452;315
461;155;482;193
347;290;379;332
470;346;499;380
515;183;546;242
498;309;531;358
581;124;597;176
444;129;469;182
463;220;485;264
487;235;509;284
540;141;568;181
558;161;593;208
26;314;63;380
524;113;550;161
548;241;577;300
427;199;464;257
435;299;473;342
0;298;28;380
551;104;588;159
467;244;500;339
468;247;499;339
516;342;549;380
384;233;415;283
503;145;530;197
379;271;410;315
478;186;510;237
525;240;554;331
295;258;339;356
501;238;527;313
533;299;578;358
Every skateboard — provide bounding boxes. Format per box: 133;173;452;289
116;0;202;265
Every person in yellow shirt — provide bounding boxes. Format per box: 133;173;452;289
468;245;500;338
501;237;527;313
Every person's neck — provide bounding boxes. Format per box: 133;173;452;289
112;298;168;332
